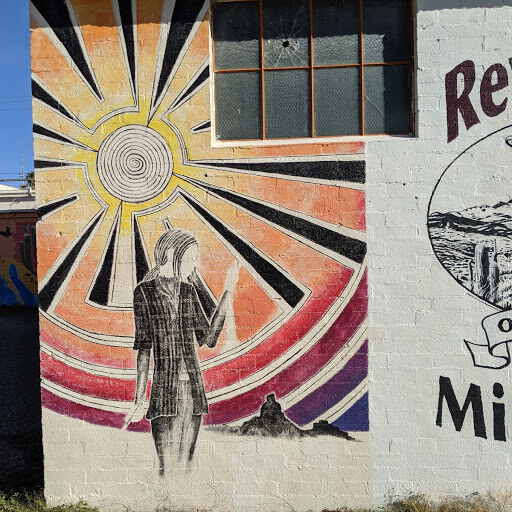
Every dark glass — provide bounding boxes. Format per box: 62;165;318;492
263;0;310;68
215;72;261;140
363;0;411;63
213;1;260;70
265;69;310;138
315;67;361;136
313;0;360;65
364;65;411;134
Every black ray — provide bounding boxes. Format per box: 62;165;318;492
88;206;121;306
168;64;209;112
39;211;105;312
180;176;366;265
32;79;76;122
33;124;93;150
31;0;102;100
38;194;79;220
133;217;150;284
191;120;211;134
34;159;80;169
187;159;365;184
181;193;304;308
152;0;207;113
117;0;137;98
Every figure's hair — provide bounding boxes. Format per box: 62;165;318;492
143;229;198;282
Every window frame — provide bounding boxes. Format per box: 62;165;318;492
210;0;416;143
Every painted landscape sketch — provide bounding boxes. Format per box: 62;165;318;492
428;127;512;310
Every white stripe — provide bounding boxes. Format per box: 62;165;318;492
111;0;138;104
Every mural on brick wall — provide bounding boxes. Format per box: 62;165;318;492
429;59;512;374
427;58;512;444
429;126;512;371
0;219;38;306
32;0;368;476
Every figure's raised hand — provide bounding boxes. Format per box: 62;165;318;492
224;261;240;293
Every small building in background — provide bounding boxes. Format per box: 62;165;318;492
0;184;38;306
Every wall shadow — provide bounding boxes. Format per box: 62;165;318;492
0;306;43;494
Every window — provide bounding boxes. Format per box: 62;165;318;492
211;0;413;140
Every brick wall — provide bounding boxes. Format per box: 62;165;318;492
369;0;512;501
30;0;512;509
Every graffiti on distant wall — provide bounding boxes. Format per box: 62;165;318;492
0;220;38;306
31;0;368;471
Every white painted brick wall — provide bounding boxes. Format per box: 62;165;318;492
369;0;512;502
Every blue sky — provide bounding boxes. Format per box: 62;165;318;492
0;2;33;188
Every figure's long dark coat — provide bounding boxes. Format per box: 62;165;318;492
133;277;227;419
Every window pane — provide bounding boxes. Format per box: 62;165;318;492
213;2;260;70
265;69;310;138
364;65;411;134
313;0;360;66
363;0;411;63
315;67;360;136
215;72;261;140
263;0;310;68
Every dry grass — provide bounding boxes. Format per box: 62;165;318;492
0;494;99;512
2;491;511;512
324;491;512;512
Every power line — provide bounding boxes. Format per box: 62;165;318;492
0;99;32;103
0;108;32;112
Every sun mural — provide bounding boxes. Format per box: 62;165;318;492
31;0;368;431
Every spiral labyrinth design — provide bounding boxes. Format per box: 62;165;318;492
97;125;173;203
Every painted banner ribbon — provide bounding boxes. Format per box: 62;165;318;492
465;310;512;369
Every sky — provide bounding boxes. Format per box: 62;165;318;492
0;2;33;188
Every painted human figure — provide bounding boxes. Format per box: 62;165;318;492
125;229;239;475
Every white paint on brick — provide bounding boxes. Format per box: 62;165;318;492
43;410;371;511
369;0;512;503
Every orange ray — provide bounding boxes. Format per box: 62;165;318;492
31;20;101;129
37;169;102;278
40;316;135;368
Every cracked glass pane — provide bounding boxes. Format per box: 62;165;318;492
263;0;310;68
363;0;411;63
214;1;260;70
315;67;360;136
364;65;411;134
265;69;311;138
215;72;261;140
312;0;360;66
